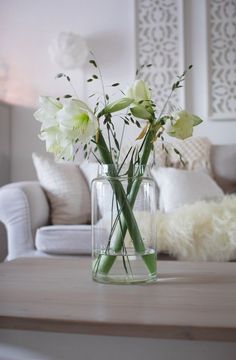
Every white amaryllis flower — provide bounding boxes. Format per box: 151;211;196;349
166;110;202;140
57;99;98;144
126;79;151;103
39;126;74;160
126;79;153;121
34;96;62;129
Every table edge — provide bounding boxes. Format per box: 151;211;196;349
1;316;236;342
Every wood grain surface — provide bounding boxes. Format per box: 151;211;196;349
0;257;236;342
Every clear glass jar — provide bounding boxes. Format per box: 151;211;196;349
91;164;157;284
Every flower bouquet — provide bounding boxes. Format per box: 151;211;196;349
34;59;202;284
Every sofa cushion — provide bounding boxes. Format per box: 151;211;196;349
80;161;98;188
210;144;236;193
154;137;212;171
32;153;91;225
35;225;93;254
151;167;224;212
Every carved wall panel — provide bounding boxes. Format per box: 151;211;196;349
208;0;236;120
136;0;184;111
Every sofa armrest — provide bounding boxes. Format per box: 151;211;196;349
0;181;50;260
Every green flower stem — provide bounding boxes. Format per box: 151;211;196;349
96;130;145;252
94;127;159;275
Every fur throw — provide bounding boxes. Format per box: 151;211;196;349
156;195;236;261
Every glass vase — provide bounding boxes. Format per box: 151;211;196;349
91;164;157;284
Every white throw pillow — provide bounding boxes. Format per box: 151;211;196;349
80;161;99;189
151;167;224;212
154;137;212;172
32;153;91;225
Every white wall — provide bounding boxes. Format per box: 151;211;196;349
0;0;136;181
0;102;10;185
10;105;46;181
0;0;136;105
0;0;235;182
0;102;10;261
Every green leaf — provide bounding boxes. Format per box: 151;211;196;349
92;74;98;79
192;115;203;126
110;121;115;130
87;78;93;82
89;59;97;68
55;73;64;78
94;101;99;114
111;83;120;87
136;120;141;128
126;149;136;195
64;94;72;98
172;82;180;91
118;146;133;173
174;147;180;155
164;146;169;154
122;117;130;125
130;105;152;120
160;117;166;125
114;137;120;151
102;98;133;114
135;123;149;140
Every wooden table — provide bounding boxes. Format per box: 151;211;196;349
0;257;236;343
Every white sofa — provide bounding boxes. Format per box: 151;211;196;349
0;143;236;261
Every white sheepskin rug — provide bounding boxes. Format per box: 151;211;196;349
156;195;236;261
